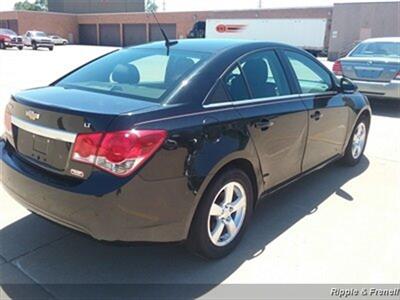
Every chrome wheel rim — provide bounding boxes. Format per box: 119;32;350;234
207;182;247;247
352;122;367;159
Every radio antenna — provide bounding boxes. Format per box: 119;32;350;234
151;10;178;56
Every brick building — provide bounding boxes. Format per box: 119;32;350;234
0;2;398;60
48;0;145;14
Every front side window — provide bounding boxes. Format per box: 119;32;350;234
56;48;211;103
285;51;333;94
240;50;290;99
350;42;400;58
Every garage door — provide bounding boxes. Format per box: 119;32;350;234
0;19;18;33
79;24;97;45
149;24;176;42
123;24;147;46
99;24;121;46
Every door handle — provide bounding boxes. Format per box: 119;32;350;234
310;111;323;121
255;119;275;131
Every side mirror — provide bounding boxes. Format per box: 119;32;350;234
340;77;358;94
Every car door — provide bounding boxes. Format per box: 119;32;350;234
283;50;350;171
222;49;308;189
24;32;31;46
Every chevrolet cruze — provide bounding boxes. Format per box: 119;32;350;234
1;40;371;258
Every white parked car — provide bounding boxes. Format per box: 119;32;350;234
23;31;54;50
49;35;68;45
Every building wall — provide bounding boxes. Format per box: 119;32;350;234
328;1;400;60
0;11;19;32
7;3;399;56
0;11;78;43
77;7;332;46
48;0;145;14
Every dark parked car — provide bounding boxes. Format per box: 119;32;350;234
0;28;23;50
333;37;400;100
1;40;371;259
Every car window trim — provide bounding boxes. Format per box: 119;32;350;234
203;93;302;108
203;47;298;108
203;90;339;109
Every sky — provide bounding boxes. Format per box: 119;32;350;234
0;0;398;12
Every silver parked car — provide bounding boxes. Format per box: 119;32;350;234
23;31;54;51
49;35;68;45
333;37;400;100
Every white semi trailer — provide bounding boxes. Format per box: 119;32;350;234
197;18;328;56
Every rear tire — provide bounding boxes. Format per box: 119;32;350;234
186;168;254;259
0;41;5;50
49;46;54;51
341;115;370;166
18;46;23;50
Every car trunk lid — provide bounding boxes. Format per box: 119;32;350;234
8;86;159;178
340;57;400;82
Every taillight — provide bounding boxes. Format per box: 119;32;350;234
72;130;167;177
71;132;103;164
332;60;343;76
4;109;12;136
394;71;400;80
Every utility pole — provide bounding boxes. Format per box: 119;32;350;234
163;0;166;11
258;0;262;9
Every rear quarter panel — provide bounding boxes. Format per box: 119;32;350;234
108;104;264;236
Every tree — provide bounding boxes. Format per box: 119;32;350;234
146;0;158;12
14;0;48;11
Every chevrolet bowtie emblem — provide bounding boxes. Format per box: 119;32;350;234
25;110;40;121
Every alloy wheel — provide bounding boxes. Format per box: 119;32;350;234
207;181;247;247
352;122;367;159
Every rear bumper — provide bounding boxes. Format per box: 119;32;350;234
353;79;400;99
0;140;193;242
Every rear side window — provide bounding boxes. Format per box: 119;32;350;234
207;81;230;104
285;51;333;94
240;50;290;99
223;65;250;101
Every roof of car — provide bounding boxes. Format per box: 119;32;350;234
362;37;400;43
132;39;292;53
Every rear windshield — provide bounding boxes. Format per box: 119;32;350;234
350;42;400;58
33;32;47;37
56;48;211;103
0;29;16;35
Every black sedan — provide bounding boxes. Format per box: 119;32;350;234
1;39;371;259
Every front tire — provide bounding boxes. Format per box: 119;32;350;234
341;116;369;166
18;46;23;50
187;168;254;259
0;41;5;50
32;41;38;50
49;46;54;51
